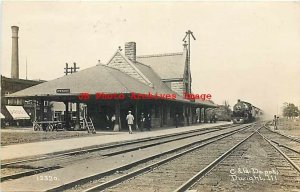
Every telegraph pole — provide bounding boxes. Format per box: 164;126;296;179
64;62;80;75
183;30;196;93
183;30;196;63
64;63;69;75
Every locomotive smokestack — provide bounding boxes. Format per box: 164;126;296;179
11;26;19;79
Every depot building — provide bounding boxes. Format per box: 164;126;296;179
6;41;217;131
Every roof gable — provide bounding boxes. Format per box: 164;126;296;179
107;50;153;87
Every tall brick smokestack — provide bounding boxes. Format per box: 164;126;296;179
11;26;19;79
125;42;136;62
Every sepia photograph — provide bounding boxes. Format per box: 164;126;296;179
1;1;300;191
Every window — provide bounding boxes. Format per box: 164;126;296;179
44;101;49;106
11;99;17;105
54;112;61;121
16;99;24;105
24;100;33;105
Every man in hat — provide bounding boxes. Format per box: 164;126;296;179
146;113;152;131
273;115;278;130
175;113;179;128
140;112;145;132
126;111;134;134
111;114;116;130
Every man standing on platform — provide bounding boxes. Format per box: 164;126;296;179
140;112;145;132
175;113;179;128
105;114;110;129
273;115;278;130
111;114;116;130
126;111;134;134
146;113;151;131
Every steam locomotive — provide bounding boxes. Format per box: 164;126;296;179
232;100;262;124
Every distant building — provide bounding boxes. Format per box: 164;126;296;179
1;76;45;105
0;25;49;126
1;75;48;126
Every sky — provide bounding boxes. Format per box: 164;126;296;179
1;1;300;118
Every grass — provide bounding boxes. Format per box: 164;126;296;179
1;131;98;146
278;118;300;129
277;118;300;137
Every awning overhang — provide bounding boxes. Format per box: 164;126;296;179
6;106;30;120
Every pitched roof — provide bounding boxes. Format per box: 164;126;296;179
136;52;186;80
194;98;216;107
7;64;216;107
134;62;170;91
133;62;216;107
133;61;182;97
7;64;155;98
7;47;216;107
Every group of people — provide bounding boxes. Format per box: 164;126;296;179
126;111;151;134
105;114;116;130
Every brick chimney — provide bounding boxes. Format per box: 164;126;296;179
11;26;19;79
125;42;136;62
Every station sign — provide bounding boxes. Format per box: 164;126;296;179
56;89;71;94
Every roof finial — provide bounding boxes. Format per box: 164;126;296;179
118;46;123;51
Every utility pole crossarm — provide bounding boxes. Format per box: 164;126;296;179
190;31;196;40
64;62;80;75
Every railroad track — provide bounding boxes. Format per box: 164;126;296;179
262;125;300;143
61;123;259;192
0;123;239;182
183;130;300;192
2;123;234;167
260;126;300;171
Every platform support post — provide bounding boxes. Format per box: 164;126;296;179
64;101;70;130
188;106;192;125
160;102;163;127
114;100;121;131
183;105;187;126
40;99;44;121
203;107;207;123
191;106;194;124
75;102;80;130
135;100;139;130
200;107;204;123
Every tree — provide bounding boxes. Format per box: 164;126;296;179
223;100;231;113
282;103;299;118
